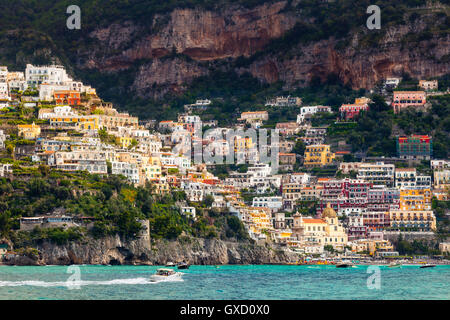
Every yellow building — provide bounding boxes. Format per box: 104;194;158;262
18;122;41;139
234;136;254;153
242;207;273;239
304;144;335;167
434;170;449;189
153;178;171;195
117;136;133;149
354;97;371;105
292;204;348;251
351;239;393;255
141;163;162;181
98;114;139;130
399;189;431;211
389;210;436;231
50;115;99;130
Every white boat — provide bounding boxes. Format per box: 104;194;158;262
388;262;402;268
165;262;176;267
150;268;183;282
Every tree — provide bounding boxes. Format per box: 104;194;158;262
0;211;12;237
202;195;214;208
293;140;306;155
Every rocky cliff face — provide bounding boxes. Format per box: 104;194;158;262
243;24;450;90
4;236;299;266
77;1;449;98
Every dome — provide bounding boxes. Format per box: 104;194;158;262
322;203;337;219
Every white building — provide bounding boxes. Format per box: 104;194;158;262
289;172;311;184
25;64;72;88
252;196;283;212
0;163;12;177
181;207;196;219
0;129;6;149
297;106;332;123
111;161;140;185
6;71;27;92
384;78;401;89
357;162;395;187
431;160;450;170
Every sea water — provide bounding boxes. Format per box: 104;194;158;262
0;265;449;300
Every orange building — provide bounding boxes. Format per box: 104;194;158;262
54;90;81;105
392;91;426;113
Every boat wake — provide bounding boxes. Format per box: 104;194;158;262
0;277;183;287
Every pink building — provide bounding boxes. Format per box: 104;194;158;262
392;91;426;113
339;103;368;120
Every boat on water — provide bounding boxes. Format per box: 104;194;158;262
177;262;190;269
420;264;436;269
388;262;402;268
336;261;354;268
150;268;183;282
165;262;176;267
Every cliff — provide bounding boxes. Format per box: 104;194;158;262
4;236;300;266
77;1;449;98
2;1;449;109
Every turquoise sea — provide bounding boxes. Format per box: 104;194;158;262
0;265;449;300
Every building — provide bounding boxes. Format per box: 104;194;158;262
238;207;273;240
49;115;99;130
52;151;107;174
181;207;196;219
54;90;81;105
318;179;372;215
389;210;436;231
392;91;426;113
291;204;348;251
297;106;332;123
25;64;72;88
339;103;369;120
18;122;41;139
419;80;438;91
238;111;268;122
303;144;335;167
266;96;302;107
431;160;450;170
434;170;449;189
439;242;450;254
252;196;283;212
384;78;401;90
399;189;432;211
20;216;75;231
111;161;140;184
276;122;299;136
357;162;395;187
279;153;296;165
339;162;363;174
0;163;13;177
397;135;432;160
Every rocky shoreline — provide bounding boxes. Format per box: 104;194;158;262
2;236;448;266
2;236;301;266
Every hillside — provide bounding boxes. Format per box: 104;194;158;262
0;0;449;119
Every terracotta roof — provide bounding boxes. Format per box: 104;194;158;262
303;218;326;224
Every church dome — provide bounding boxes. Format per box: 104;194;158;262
322;203;337;219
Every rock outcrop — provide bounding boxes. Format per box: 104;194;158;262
5;236;300;266
77;1;449;98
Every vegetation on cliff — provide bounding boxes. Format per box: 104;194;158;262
0;169;249;249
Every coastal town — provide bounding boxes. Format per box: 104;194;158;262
0;63;449;265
